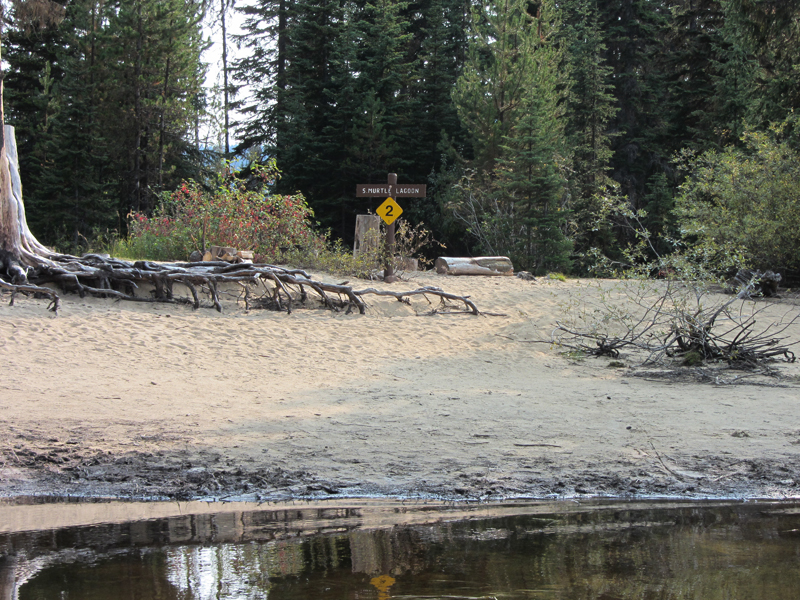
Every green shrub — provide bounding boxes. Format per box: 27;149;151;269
675;120;800;272
682;351;703;366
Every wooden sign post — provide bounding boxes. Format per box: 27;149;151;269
356;173;426;282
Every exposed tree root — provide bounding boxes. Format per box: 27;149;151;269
0;276;60;311
352;286;480;315
1;253;483;316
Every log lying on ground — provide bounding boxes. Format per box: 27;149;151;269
435;256;514;276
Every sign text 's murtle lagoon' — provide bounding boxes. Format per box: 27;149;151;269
356;184;427;197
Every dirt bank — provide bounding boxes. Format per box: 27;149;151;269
2;272;799;501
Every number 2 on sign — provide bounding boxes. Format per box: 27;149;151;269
377;197;402;225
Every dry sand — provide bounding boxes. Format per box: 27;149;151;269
1;271;799;501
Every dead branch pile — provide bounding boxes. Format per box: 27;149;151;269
0;253;481;315
552;280;798;368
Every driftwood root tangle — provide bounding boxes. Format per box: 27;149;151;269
1;254;482;316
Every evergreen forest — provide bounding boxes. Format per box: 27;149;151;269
4;0;800;278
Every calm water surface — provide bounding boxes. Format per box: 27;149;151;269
2;498;800;599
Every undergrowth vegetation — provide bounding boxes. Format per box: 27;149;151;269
113;161;325;263
110;161;438;277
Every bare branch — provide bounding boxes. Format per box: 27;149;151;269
551;280;799;371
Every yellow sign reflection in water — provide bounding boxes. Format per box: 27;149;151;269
370;574;396;599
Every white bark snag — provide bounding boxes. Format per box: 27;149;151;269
0;125;56;279
435;256;514;276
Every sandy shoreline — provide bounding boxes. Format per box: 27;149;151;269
1;271;799;502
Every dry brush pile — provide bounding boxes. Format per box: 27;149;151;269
552;278;799;373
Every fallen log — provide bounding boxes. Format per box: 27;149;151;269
435;256;513;276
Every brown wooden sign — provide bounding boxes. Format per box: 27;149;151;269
356;173;425;282
356;183;426;198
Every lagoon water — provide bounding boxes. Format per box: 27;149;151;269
2;498;800;599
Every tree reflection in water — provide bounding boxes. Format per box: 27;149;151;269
3;500;800;599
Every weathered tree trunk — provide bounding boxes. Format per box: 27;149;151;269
0;125;57;282
353;214;381;258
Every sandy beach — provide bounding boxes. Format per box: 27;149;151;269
1;270;799;501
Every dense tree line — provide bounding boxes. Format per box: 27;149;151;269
236;0;470;239
4;0;800;274
234;0;800;274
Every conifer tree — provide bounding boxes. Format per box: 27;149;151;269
451;0;570;272
394;0;469;235
559;0;617;263
663;0;728;150
268;0;351;233
235;0;294;153
599;0;671;210
405;0;469;179
496;69;572;272
101;0;205;214
723;0;800;130
32;0;115;247
452;0;540;173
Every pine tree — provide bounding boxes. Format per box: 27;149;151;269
451;0;570;271
405;0;469;178
33;0;115;248
346;0;415;173
235;0;295;153
497;75;572;273
723;0;800;128
101;0;206;214
559;0;618;263
270;0;351;234
663;0;728;150
599;0;672;209
452;0;541;173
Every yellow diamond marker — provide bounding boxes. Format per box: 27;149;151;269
376;197;403;225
